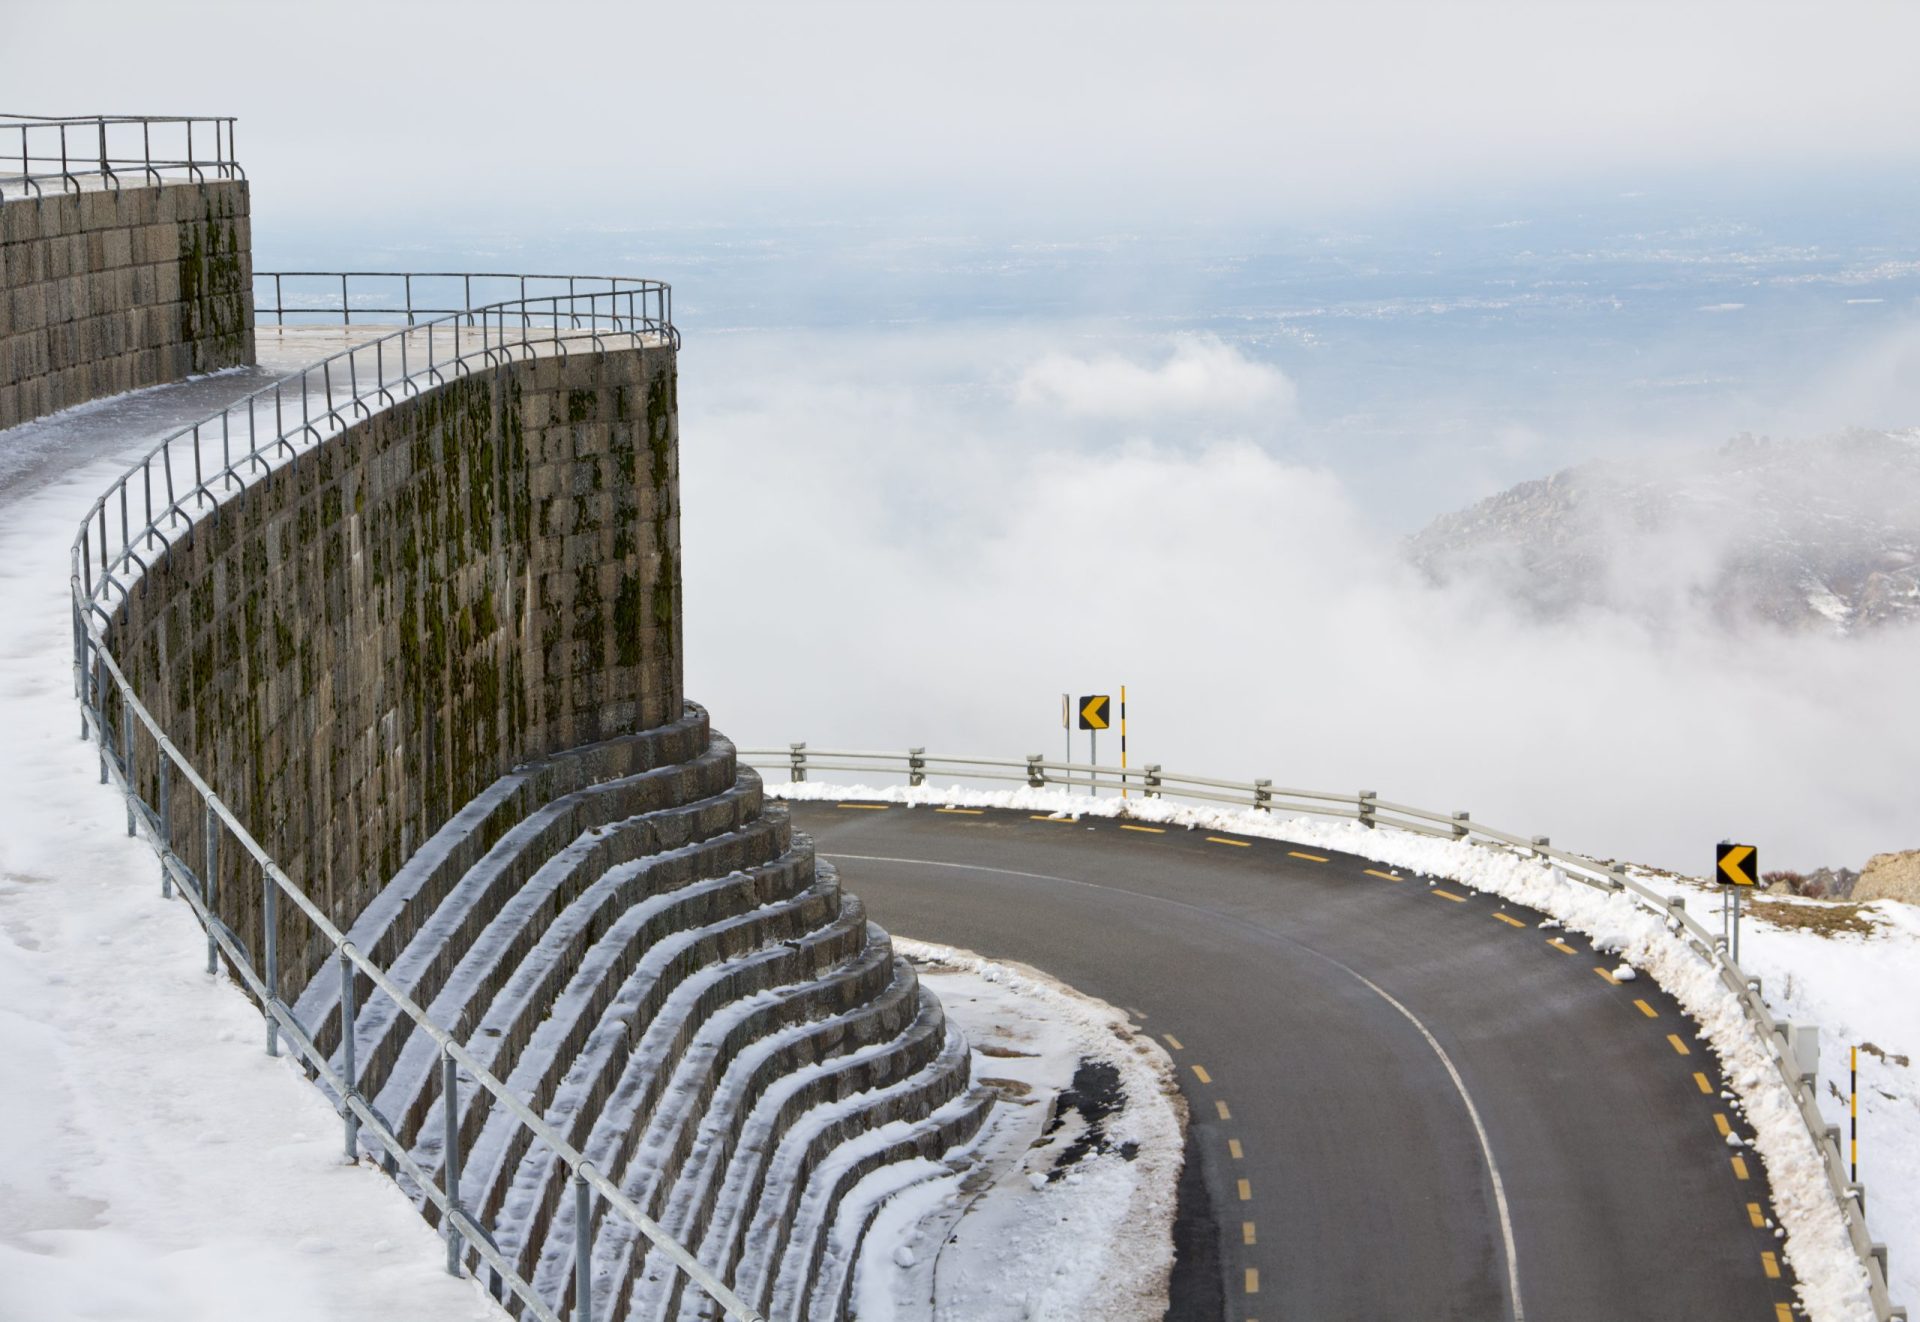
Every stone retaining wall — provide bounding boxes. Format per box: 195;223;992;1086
1;179;254;430
107;344;682;994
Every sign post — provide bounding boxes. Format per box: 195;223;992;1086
1078;694;1110;796
1715;842;1758;963
1120;685;1129;798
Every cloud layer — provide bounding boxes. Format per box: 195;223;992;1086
679;328;1920;873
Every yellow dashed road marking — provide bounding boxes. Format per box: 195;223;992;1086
1694;1072;1714;1094
1432;889;1467;902
1762;1251;1780;1279
836;803;889;810
1207;836;1252;848
935;807;982;815
1192;1065;1213;1084
1715;1114;1733;1138
1635;999;1659;1018
1030;814;1075;823
1364;868;1402;881
1594;967;1620;985
1245;1268;1260;1295
1667;1034;1692;1056
1163;1034;1184;1051
1776;1304;1795;1322
1216;1100;1232;1121
1287;850;1328;863
1493;912;1526;928
1228;1139;1244;1159
1547;938;1578;955
1732;1155;1750;1180
1120;823;1166;834
1237;1178;1252;1201
1747;1202;1766;1229
1242;1221;1257;1245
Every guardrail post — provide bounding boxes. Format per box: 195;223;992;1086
1849;1180;1866;1215
788;742;807;783
1144;764;1162;798
1871;1243;1887;1281
1451;811;1470;840
443;1050;463;1276
573;1172;594;1322
1026;755;1044;789
339;951;360;1161
1358;790;1376;828
1531;835;1550;856
908;747;926;788
263;867;279;1057
1253;778;1272;812
1607;863;1627;890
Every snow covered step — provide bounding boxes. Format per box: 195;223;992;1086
723;1025;987;1320
367;794;787;1148
620;969;950;1322
298;708;724;1056
510;882;871;1297
343;768;768;1116
576;931;915;1311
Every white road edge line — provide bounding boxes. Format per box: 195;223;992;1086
1349;970;1525;1322
825;849;1526;1322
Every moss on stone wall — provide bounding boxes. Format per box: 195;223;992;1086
177;189;249;369
110;346;680;1000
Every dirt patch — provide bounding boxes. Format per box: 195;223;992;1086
1748;897;1880;938
978;1043;1038;1059
1043;1058;1137;1179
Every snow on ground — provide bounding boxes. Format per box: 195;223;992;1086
770;778;1905;1322
0;383;505;1322
852;939;1184;1322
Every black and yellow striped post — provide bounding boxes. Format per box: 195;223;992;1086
1851;1045;1858;1182
1120;685;1128;798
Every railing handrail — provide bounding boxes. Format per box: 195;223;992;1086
742;743;1902;1321
1;112;242;202
72;275;761;1320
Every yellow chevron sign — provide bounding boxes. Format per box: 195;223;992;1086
1716;843;1758;887
1078;694;1110;731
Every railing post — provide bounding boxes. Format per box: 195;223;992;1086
262;866;279;1057
1607;862;1627;890
121;703;135;836
339;951;360;1161
1451;811;1470;841
1026;755;1045;789
1144;764;1162;798
1358;790;1377;828
204;803;219;974
1253;778;1272;812
573;1172;594;1322
1531;835;1550;856
158;757;172;897
442;1050;463;1276
908;747;926;788
788;742;807;783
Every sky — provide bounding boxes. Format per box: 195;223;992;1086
10;1;1920;871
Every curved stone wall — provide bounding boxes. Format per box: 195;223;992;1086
1;180;253;429
104;338;984;1317
111;346;683;997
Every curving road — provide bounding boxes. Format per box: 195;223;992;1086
791;800;1800;1322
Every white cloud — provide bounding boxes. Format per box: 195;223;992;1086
1014;336;1296;422
680;324;1920;874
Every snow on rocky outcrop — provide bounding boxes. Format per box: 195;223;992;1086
1406;429;1920;636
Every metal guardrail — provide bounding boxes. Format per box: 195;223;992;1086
747;744;1905;1322
71;275;760;1322
1;113;241;203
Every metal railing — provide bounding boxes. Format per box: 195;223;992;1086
1;113;241;203
748;744;1905;1322
255;271;672;332
71;276;758;1321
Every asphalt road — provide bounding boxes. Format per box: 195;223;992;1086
792;800;1798;1322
